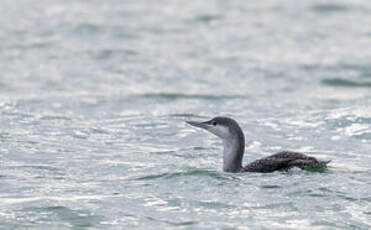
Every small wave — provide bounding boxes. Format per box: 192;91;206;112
72;23;102;34
20;206;104;228
5;164;66;178
134;169;230;181
91;49;137;60
353;132;371;140
150;150;176;155
166;220;199;226
168;113;197;118
297;187;363;202
321;78;371;87
40;115;71;121
193;14;223;24
196;200;237;209
134;93;246;101
261;184;281;189
145;216;198;227
312;3;349;13
252;202;297;211
10;164;60;172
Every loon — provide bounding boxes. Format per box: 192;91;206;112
186;116;330;173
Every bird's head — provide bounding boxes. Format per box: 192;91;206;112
186;116;243;140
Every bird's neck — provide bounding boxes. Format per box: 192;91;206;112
222;132;245;173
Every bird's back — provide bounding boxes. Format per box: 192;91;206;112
243;151;330;173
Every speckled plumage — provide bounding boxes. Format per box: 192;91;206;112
243;151;330;173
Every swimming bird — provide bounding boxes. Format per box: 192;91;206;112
186;116;330;173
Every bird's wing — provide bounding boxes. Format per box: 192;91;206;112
243;151;327;173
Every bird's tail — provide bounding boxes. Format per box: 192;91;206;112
304;159;331;172
320;160;331;166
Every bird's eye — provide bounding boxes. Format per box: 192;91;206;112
212;121;217;126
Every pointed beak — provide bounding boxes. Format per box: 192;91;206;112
186;120;208;130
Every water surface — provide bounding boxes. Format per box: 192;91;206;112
0;0;371;229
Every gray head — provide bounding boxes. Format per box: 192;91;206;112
186;117;245;172
186;117;243;139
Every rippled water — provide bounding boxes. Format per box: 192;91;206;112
1;0;371;229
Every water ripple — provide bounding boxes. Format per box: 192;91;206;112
312;3;349;13
133;93;247;101
134;169;232;181
322;78;371;88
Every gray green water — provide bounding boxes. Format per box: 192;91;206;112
1;0;371;229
